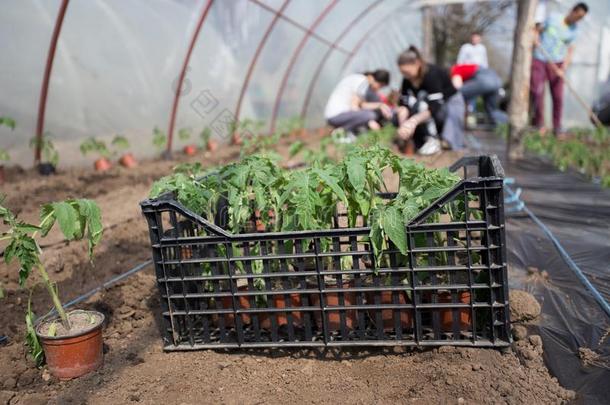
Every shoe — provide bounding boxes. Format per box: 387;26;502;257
331;128;356;144
418;137;441;155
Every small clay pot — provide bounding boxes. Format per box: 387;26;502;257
36;310;104;380
183;145;197;156
94;158;112;172
206;139;219;152
439;291;472;331
253;209;275;232
366;289;412;331
37;163;56;176
400;139;415;156
221;286;268;327
181;246;193;259
311;280;357;331
118;153;137;168
270;293;305;327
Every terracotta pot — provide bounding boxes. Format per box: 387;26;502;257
37;163;56;176
94;158;112;172
366;289;412;331
36;310;104;380
231;133;243;146
439;291;471;331
0;165;5;185
400;140;415;156
206;139;219;152
118;153;137;168
271;293;304;327
220;286;269;327
181;246;193;259
183;145;197;156
311;280;357;331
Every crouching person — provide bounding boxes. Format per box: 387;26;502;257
324;70;392;141
395;46;465;154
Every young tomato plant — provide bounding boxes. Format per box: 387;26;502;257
0;199;103;362
80;137;111;159
0;116;16;129
0;148;9;163
29;134;59;168
111;135;130;152
152;127;167;154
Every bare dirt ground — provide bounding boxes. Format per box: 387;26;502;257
0;132;574;404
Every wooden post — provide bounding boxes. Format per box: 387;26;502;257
507;0;538;160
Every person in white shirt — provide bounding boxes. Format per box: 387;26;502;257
325;70;392;135
457;32;488;68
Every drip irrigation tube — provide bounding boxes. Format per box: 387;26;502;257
40;259;152;321
467;134;610;317
504;184;610;317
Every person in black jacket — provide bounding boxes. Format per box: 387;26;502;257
395;46;465;153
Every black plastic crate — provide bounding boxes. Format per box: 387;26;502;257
140;155;511;350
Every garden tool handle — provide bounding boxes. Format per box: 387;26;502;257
536;45;604;129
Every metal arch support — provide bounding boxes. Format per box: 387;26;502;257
249;0;350;54
300;0;385;122
339;2;418;74
234;0;291;126
35;0;70;164
269;0;339;134
166;0;214;154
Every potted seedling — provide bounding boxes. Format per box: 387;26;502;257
112;135;137;168
229;120;242;146
0;198;104;379
152;126;169;159
200;127;218;152
80;137;112;172
30;134;59;175
179;128;197;156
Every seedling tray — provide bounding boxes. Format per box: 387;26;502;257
141;155;511;350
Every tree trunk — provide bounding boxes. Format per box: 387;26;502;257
507;0;538;160
422;6;434;63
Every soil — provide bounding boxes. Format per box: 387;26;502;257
508;290;542;323
0;131;575;404
37;311;103;338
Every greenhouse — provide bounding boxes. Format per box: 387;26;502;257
0;0;609;404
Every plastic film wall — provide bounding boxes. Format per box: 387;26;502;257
0;0;423;168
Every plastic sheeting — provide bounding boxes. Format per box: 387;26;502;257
471;131;610;405
0;0;422;167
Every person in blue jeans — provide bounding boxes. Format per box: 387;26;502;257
451;64;507;126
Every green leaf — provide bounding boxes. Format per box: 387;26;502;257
48;322;57;337
0;117;16;130
381;206;408;255
0;148;10;162
25;295;45;367
51;201;78;240
39;204;55;237
313;168;348;205
288;141;305;158
111;135;130;150
346;156;366;191
178;128;191;141
76;199;103;258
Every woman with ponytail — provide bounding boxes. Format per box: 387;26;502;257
395;46;465;153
